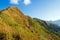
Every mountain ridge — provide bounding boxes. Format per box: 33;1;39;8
0;6;60;40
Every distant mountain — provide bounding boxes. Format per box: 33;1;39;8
49;20;60;26
0;6;60;40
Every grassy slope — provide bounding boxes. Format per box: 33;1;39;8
0;6;60;40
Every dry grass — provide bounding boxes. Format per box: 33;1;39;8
0;6;59;40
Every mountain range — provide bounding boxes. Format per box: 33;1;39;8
49;20;60;26
0;6;60;40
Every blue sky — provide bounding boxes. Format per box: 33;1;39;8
0;0;60;21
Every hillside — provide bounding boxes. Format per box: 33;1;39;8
0;6;60;40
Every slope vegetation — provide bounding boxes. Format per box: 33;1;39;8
0;6;60;40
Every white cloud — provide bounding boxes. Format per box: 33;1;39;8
24;0;31;5
10;0;19;4
10;0;31;5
